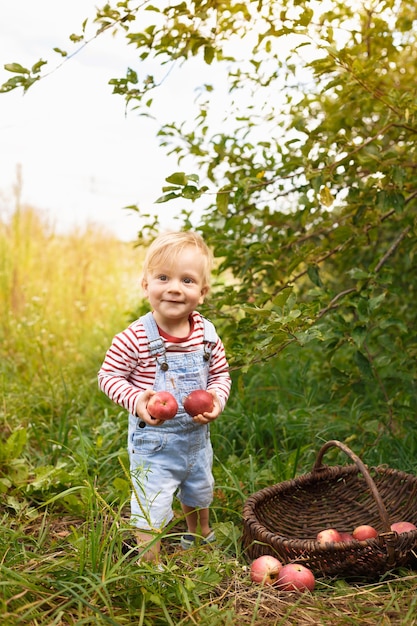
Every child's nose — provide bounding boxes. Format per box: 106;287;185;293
168;279;181;291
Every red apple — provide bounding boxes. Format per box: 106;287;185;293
352;524;378;540
183;389;214;417
147;391;178;421
390;521;417;533
316;528;342;544
339;531;355;543
276;563;315;592
250;555;282;585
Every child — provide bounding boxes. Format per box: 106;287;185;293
98;231;231;562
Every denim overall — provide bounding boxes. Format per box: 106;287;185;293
128;312;217;530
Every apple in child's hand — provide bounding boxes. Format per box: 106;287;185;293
390;521;417;533
352;524;378;540
183;389;214;417
250;555;282;585
276;563;315;592
147;391;178;421
316;528;342;544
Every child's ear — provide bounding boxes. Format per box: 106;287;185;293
141;277;148;294
199;285;209;304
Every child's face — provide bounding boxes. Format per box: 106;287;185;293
142;246;209;326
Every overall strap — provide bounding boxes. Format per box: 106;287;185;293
140;312;165;357
202;317;217;344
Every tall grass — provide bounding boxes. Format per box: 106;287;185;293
1;206;139;451
1;206;417;625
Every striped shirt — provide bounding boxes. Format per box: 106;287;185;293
98;310;231;415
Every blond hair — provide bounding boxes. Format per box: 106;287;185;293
142;231;213;288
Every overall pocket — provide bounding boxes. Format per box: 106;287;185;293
131;431;167;456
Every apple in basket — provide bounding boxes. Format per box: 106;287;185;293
352;524;378;540
250;555;282;585
316;528;342;544
339;531;355;543
147;391;178;421
276;563;315;592
390;521;417;533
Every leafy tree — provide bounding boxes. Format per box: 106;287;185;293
2;0;417;433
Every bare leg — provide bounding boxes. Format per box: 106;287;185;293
135;530;161;563
181;504;211;537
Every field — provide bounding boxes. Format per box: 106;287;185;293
1;207;417;625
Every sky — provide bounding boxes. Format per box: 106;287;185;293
0;1;209;241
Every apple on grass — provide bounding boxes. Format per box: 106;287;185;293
276;563;315;592
390;521;417;533
250;555;282;586
352;524;378;540
147;391;178;421
183;389;214;417
316;528;342;544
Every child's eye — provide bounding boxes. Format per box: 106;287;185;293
158;275;168;281
183;277;194;284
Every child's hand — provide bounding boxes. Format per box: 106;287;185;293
135;390;164;426
192;390;222;425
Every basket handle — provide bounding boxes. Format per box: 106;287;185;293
312;440;392;533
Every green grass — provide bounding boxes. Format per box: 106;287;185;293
1;207;417;624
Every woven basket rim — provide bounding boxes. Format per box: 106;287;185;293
243;462;417;510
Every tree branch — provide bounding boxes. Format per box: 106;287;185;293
374;226;410;273
316;288;357;320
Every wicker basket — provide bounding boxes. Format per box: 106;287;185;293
242;440;417;579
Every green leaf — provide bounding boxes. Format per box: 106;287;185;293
0;477;12;493
149;593;163;606
368;293;385;311
390;192;405;212
348;268;371;280
162;185;181;192
4;63;30;74
53;48;68;57
204;45;214;65
155;191;181;203
355;351;372;378
7;459;29;486
271;288;293;309
319;186;334;207
216;189;230;214
32;59;47;74
233;187;244;208
0;77;21;93
69;33;84;43
307;264;322;287
165;172;188;186
299;7;313;26
1;428;27;462
126;67;138;84
181;184;200;199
